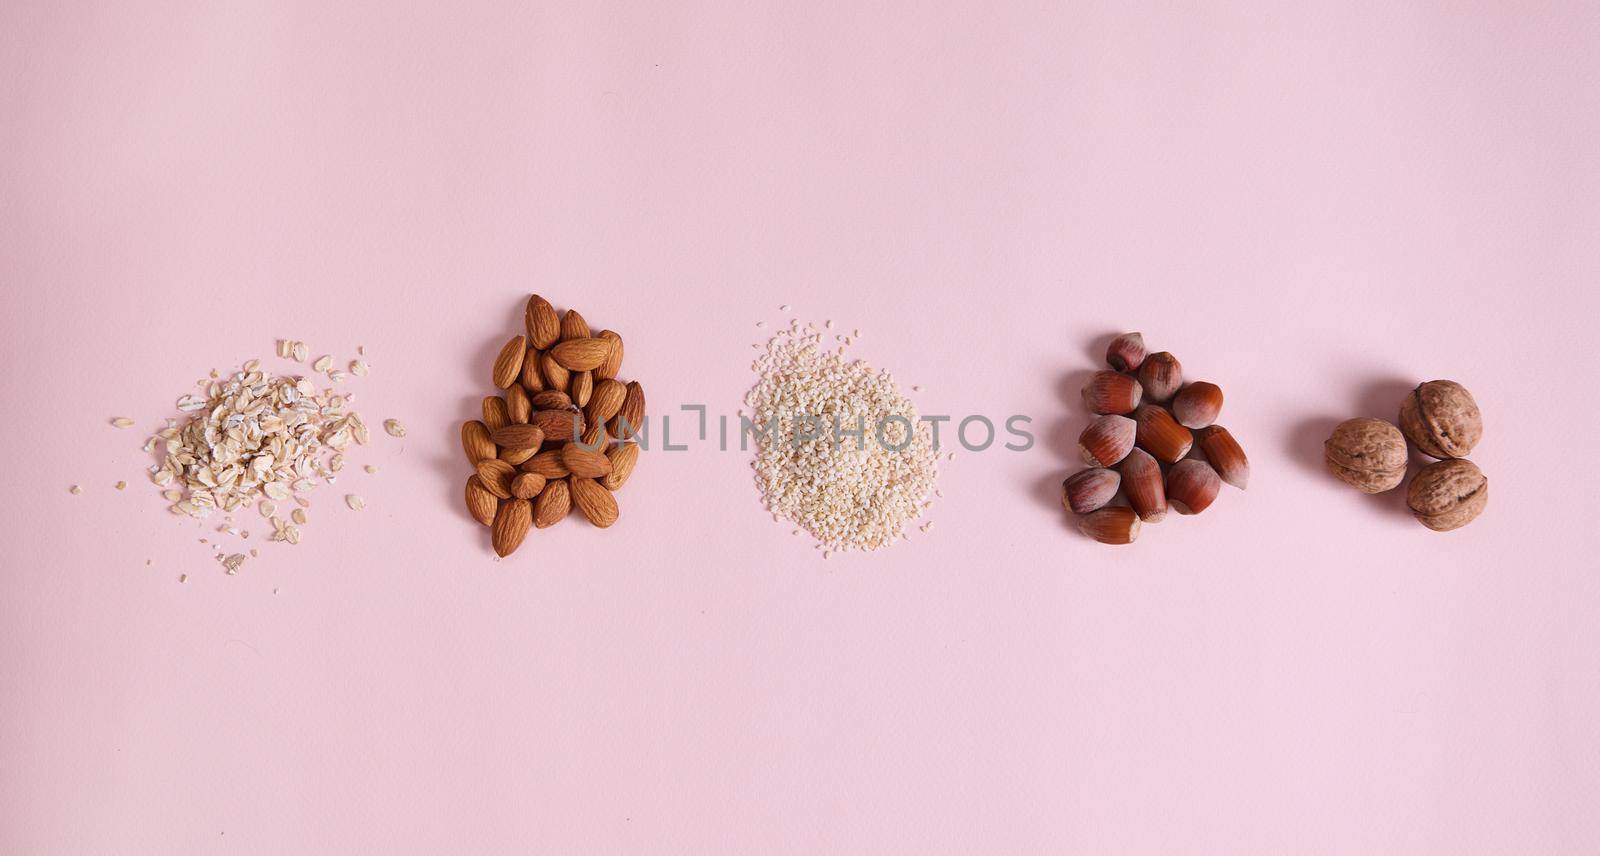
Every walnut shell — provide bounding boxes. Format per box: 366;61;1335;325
1325;417;1408;493
1407;458;1487;531
1398;380;1482;459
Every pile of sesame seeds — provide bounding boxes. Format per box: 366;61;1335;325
746;316;937;553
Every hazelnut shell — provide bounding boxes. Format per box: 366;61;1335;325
1406;458;1488;531
1399;380;1482;459
1325;417;1407;493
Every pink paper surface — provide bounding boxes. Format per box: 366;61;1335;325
2;1;1597;853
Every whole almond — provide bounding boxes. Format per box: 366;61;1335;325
475;459;517;499
550;338;611;372
521;450;570;479
506;384;532;424
462;420;496;465
482;396;510;432
611;381;645;440
561;441;613;478
602;442;639;490
569;476;619;528
492;335;527;389
519;347;544;392
511;471;547;500
490;423;546;451
492;498;533;557
560;309;591;341
539;351;570;391
595;330;624;380
532;390;572;410
531;409;583;442
525;294;560;349
570;370;593;407
465;475;499;526
498;446;538;466
581;419;608;448
533;478;571;528
586;378;627;425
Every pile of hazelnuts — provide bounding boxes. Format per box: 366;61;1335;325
1062;332;1249;545
1324;381;1487;531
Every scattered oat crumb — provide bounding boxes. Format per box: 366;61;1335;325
756;321;766;328
249;549;259;558
364;465;378;474
947;452;955;461
221;553;246;575
312;355;333;373
292;341;308;362
357;345;365;355
273;588;280;595
291;508;307;525
179;574;187;583
259;501;276;517
69;485;82;495
383;419;406;438
114;481;127;490
935;489;943;497
345;494;365;511
146;559;152;566
912;385;922;393
110;417;135;428
825;319;834;329
779;304;791;311
349;359;369;376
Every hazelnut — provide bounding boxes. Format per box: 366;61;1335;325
1171;381;1223;429
1324;417;1407;493
1166;459;1221;515
1399;380;1482;459
1062;468;1120;514
1194;424;1249;489
1407;458;1487;531
1081;370;1143;415
1080;506;1141;544
1137;351;1183;402
1133;404;1193;464
1079;415;1136;467
1118;447;1167;522
1105;332;1146;372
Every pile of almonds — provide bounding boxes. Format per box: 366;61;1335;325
462;294;644;557
1324;380;1487;531
1062;332;1249;545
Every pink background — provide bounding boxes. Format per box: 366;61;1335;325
3;1;1598;853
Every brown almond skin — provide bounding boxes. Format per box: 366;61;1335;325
1194;425;1249;489
1118;448;1167;522
533;478;571;528
1171;381;1223;429
1063;467;1120;515
492;335;526;389
1134;405;1193;464
602;443;639;490
1137;352;1183;403
1081;371;1143;415
462;420;496;465
498;445;537;466
491;499;533;557
539;351;570;391
521;450;570;479
585;379;627;426
1399;380;1482;459
475;459;516;499
465;475;499;526
570;370;593;407
1080;506;1141;544
560;441;614;478
482;396;510;432
1105;332;1146;372
531;409;583;442
505;384;532;424
525;294;560;349
551;338;611;372
1166;459;1221;515
1325;417;1407;493
595;330;624;380
581;419;608;449
519;347;544;392
560;309;591;341
611;381;645;440
569;476;619;528
1407;458;1488;531
531;390;572;411
511;472;546;500
489;424;546;451
1079;415;1136;467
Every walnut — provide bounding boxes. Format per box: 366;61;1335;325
1399;380;1482;459
1325;417;1408;493
1407;459;1488;531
